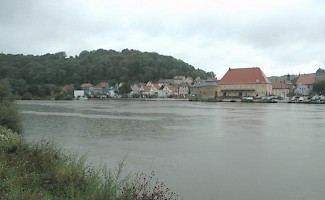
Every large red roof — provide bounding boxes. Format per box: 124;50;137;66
218;67;271;84
296;73;315;85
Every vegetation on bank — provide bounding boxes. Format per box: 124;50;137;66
0;80;21;133
0;80;179;199
0;49;214;99
0;127;179;200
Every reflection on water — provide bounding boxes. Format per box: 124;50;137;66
19;100;325;200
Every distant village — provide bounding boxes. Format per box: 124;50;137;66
74;67;325;102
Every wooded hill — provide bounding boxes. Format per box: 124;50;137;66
0;49;214;98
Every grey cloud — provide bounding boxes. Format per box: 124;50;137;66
1;0;324;75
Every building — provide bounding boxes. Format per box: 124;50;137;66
73;90;85;99
294;73;316;96
315;68;325;82
178;83;190;97
271;79;293;97
191;78;218;99
81;83;93;95
184;77;194;85
173;76;186;84
217;67;272;98
162;84;178;97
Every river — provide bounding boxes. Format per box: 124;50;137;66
19;100;325;200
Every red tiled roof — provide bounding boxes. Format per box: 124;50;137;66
296;73;316;85
96;82;109;88
218;67;271;84
152;83;161;90
271;80;292;89
81;83;93;88
143;86;151;92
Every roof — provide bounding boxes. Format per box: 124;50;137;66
143;86;151;92
271;80;292;89
173;76;185;80
96;82;109;88
81;83;93;88
152;83;161;90
165;84;178;91
296;73;316;85
218;67;271;84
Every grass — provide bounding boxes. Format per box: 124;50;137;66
0;126;180;200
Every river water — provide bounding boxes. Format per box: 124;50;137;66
19;100;325;200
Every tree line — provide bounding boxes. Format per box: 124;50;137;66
0;49;214;99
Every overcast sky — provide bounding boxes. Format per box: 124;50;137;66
1;0;324;78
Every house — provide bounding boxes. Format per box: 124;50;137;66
271;79;293;97
73;90;85;99
141;85;160;97
294;84;311;96
184;77;194;85
158;79;173;85
81;83;93;95
97;82;110;92
96;82;109;88
217;67;272;98
178;83;190;97
173;76;186;84
162;84;178;97
159;85;171;98
194;76;204;84
191;78;218;99
130;83;144;96
294;73;315;96
151;83;162;91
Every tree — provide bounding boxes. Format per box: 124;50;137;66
0;79;21;133
313;80;325;95
118;83;131;97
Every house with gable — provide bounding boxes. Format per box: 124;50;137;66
81;83;93;95
141;82;162;97
131;83;144;96
173;76;186;84
93;82;110;95
217;67;272;98
162;84;178;97
184;76;194;85
271;79;293;97
178;83;190;97
294;73;316;96
194;76;204;84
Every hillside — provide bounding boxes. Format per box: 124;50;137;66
0;49;214;98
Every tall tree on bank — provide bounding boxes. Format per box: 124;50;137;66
313;80;325;95
0;80;21;133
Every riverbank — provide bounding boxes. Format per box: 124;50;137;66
0;126;179;199
189;97;325;104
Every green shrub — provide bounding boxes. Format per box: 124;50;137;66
0;80;21;133
21;92;34;100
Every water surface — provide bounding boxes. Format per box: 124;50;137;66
20;100;325;200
